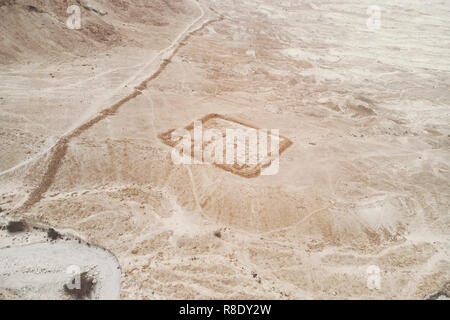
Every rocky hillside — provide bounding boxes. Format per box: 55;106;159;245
0;0;197;63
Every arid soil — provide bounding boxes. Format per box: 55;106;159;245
0;0;449;299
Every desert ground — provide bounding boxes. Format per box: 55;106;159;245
0;0;449;299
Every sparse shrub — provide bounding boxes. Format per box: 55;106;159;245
6;220;26;233
47;228;61;240
213;230;222;238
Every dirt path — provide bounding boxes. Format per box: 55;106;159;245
13;4;223;214
0;0;206;179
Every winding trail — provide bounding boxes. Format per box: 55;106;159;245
0;0;206;179
12;2;223;213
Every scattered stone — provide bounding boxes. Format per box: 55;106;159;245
427;282;450;300
76;0;107;16
27;5;43;13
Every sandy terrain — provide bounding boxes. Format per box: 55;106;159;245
0;0;449;299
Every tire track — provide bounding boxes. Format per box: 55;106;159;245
15;13;224;214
